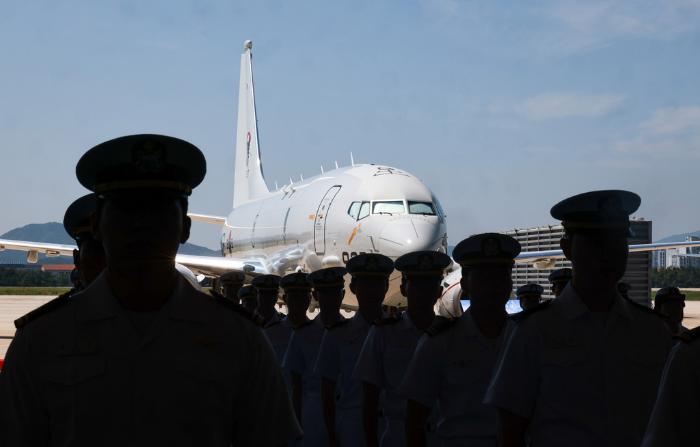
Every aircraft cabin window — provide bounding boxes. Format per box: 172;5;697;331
347;201;361;220
408;201;436;215
372;201;405;215
358;201;370;220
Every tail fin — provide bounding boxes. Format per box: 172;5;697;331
233;40;269;208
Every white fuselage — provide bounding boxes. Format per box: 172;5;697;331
220;164;448;275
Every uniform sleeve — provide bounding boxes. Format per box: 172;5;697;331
0;330;49;447
398;334;444;408
314;329;340;381
483;321;540;418
233;326;302;446
282;331;305;374
352;326;385;388
641;343;700;447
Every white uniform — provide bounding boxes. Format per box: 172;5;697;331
263;312;294;365
484;284;672;447
314;314;372;447
353;312;424;447
283;318;327;447
641;333;700;447
400;310;514;447
0;272;301;447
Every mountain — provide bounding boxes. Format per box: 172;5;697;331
0;222;220;264
656;231;700;243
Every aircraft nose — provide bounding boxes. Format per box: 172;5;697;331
378;218;443;257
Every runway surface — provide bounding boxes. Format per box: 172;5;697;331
2;295;700;359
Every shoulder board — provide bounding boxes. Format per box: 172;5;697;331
683;326;700;343
623;297;667;319
211;291;263;325
326;318;350;330
14;289;75;329
509;300;552;323
426;316;456;337
374;315;401;326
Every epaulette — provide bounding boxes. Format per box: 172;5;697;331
374;315;401;326
623;297;667;319
509;299;552;323
211;290;263;325
326;318;349;330
426;316;456;337
14;289;75;329
683;327;700;343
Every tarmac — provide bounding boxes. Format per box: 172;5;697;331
1;295;700;359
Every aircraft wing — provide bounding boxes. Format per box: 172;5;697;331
0;238;266;277
0;238;76;262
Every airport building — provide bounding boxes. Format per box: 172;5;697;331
653;236;700;269
504;219;653;305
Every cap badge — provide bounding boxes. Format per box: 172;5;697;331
132;140;165;174
483;237;500;257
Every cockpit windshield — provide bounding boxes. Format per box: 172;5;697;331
372;201;405;215
408;201;436;215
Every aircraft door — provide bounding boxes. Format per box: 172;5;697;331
314;185;342;255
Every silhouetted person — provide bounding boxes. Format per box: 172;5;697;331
65;193;106;287
310;266;359;447
219;270;246;302
253;274;292;364
516;283;543;311
0;134;300;446
238;284;258;313
485;190;671;447
654;287;688;337
548;267;572;298
353;252;447;447
402;236;519;447
641;325;700;446
617;281;631;300
281;272;328;447
13;194;106;330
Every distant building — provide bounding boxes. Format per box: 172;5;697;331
504;219;653;305
653;236;700;269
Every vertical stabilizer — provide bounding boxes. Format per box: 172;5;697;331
233;40;269;208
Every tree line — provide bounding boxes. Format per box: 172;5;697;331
0;268;71;287
652;267;700;288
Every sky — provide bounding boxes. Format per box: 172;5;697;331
1;0;699;249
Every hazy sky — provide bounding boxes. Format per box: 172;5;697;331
1;0;699;248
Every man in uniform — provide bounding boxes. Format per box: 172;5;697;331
239;284;258;313
253;274;293;364
353;251;447;447
548;267;572;298
313;263;382;447
401;234;519;447
64;193;106;288
0;134;300;446
282;271;327;447
484;190;672;447
219;271;246;302
654;286;688;337
13;194;107;330
515;283;543;311
641;326;700;446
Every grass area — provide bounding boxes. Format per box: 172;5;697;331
684;291;700;301
0;287;72;295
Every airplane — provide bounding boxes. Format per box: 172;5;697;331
2;40;699;311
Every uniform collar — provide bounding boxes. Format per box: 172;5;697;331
352;313;371;330
263;312;284;328
400;311;421;333
559;283;634;321
461;309;480;338
76;271;209;323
